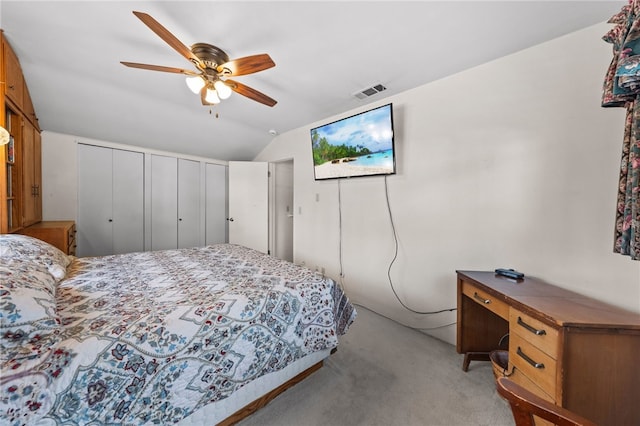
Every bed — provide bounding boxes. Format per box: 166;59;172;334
0;234;356;425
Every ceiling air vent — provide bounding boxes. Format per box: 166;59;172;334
353;83;387;100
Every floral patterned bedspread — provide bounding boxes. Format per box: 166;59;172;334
2;244;356;425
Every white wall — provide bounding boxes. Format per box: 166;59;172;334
255;23;640;344
41;132;79;221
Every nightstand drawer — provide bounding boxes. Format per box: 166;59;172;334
510;332;557;398
510;308;559;359
67;223;77;256
462;281;509;320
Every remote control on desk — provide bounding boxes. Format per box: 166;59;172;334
495;268;524;279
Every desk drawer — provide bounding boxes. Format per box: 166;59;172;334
462;281;509;320
509;366;555;404
510;332;557;398
509;367;556;426
510;308;559;359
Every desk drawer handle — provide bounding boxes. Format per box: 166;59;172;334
473;292;490;304
517;347;544;369
517;317;546;336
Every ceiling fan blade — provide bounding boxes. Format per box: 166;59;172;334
226;79;277;107
132;11;202;67
217;54;275;76
121;62;199;75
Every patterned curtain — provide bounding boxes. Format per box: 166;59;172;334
602;1;640;260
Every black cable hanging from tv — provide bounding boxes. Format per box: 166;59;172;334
384;175;456;315
338;179;345;289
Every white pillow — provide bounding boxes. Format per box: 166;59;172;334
1;234;71;281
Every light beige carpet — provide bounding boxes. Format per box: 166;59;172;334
238;305;514;426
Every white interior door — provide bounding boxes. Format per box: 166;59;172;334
178;159;200;249
272;161;294;262
228;161;268;253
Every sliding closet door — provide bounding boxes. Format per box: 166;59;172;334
112;149;144;254
77;144;144;257
150;155;178;250
177;159;200;249
77;145;113;257
205;163;228;245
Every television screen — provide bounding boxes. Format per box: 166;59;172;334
310;103;395;180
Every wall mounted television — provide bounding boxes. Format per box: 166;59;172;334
310;103;395;180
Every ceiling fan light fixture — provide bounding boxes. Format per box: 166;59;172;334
205;87;221;104
123;11;276;107
214;80;232;99
186;75;205;94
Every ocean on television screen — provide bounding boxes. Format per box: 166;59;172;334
351;149;393;168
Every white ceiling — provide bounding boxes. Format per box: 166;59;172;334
1;1;621;161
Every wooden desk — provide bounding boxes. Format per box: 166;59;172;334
456;270;640;426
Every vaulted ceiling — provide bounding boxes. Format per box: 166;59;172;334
1;1;621;161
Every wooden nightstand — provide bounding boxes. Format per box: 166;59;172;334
18;220;76;255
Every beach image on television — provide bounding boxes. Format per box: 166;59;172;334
311;103;395;180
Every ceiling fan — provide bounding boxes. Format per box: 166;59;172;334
121;11;277;107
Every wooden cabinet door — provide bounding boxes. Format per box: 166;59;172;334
33;130;42;223
21;121;40;226
4;40;24;108
23;84;38;128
